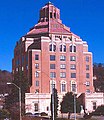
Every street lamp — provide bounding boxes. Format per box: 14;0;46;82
7;82;22;120
74;93;76;120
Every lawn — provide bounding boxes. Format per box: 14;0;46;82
22;116;97;120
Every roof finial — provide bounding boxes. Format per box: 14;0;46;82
45;1;53;5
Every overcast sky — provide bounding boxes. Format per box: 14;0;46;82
0;0;104;71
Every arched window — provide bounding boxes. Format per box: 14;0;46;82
63;45;66;52
49;44;56;52
60;45;62;52
49;44;52;51
53;44;56;52
70;45;76;52
70;45;73;52
60;44;66;52
60;80;67;92
74;46;76;52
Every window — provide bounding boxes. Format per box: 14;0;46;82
70;45;76;52
34;103;38;111
50;12;52;18
50;72;56;78
86;65;89;70
60;64;66;69
86;56;89;62
53;45;56;52
71;73;76;78
86;81;90;86
63;45;66;52
86;89;90;93
36;80;39;86
35;63;39;69
49;44;52;51
49;44;56;52
54;13;56;18
70;56;76;61
60;45;62;52
35;54;39;60
50;55;55;61
60;45;66;52
60;55;66;61
86;73;90;78
70;64;76;70
61;84;66;92
50;64;55;69
35;71;39;78
70;45;72;52
60;72;66;78
72;84;76;92
93;102;96;110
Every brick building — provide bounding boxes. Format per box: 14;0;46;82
12;2;94;114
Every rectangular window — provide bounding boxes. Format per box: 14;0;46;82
86;89;90;93
50;64;55;69
50;55;55;61
60;55;66;61
60;72;66;78
34;103;38;111
50;72;56;78
35;54;39;60
86;81;90;86
86;65;89;70
36;80;39;86
35;71;39;78
86;56;89;62
35;63;39;69
60;64;66;69
70;64;76;70
86;73;90;78
71;73;76;78
70;56;76;61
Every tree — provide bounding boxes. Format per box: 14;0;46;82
93;63;104;92
0;109;10;119
5;70;29;119
60;92;81;118
51;88;59;119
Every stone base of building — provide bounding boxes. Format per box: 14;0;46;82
25;92;104;116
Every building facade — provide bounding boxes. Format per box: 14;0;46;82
12;2;94;114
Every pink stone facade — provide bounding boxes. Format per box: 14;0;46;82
12;2;94;96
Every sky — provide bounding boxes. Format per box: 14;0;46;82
0;0;104;72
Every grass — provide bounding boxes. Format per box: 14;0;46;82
22;116;97;120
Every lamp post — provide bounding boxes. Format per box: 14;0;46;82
52;79;55;120
7;82;22;120
74;93;76;120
